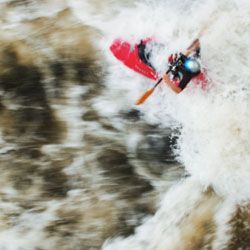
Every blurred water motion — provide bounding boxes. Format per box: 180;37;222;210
0;1;183;249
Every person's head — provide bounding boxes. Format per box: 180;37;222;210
184;58;200;73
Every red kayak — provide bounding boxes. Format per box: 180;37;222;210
110;38;208;88
110;38;159;80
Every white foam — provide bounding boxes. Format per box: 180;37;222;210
86;0;250;201
103;178;206;250
86;0;250;248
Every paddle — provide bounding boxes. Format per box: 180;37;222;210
135;77;163;105
135;66;174;105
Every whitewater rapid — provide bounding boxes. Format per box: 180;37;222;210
70;0;250;198
0;0;249;249
70;0;250;248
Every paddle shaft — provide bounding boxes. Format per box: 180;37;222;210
153;68;172;89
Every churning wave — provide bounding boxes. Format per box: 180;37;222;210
70;0;250;249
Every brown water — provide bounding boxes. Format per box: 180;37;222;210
0;1;249;250
0;1;184;249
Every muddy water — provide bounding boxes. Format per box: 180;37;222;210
1;1;250;250
0;1;183;249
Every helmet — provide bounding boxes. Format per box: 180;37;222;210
184;58;200;73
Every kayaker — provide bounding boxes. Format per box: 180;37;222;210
137;38;155;69
163;39;201;93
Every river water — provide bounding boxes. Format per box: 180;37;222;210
0;0;249;249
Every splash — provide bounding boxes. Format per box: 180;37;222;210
70;0;250;248
75;0;250;199
0;0;249;249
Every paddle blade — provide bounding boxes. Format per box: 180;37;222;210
135;87;155;105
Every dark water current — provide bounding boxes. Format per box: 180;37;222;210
0;1;250;250
0;1;184;249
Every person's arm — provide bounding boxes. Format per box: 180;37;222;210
182;39;200;57
163;39;200;93
163;73;182;94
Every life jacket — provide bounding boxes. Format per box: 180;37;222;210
168;52;201;90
